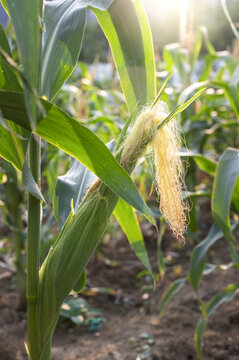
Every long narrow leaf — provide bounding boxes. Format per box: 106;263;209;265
5;0;41;128
212;148;239;263
0;90;155;224
114;197;152;275
92;0;156;114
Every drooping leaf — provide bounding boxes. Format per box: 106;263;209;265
114;197;152;275
0;90;155;224
92;0;156;114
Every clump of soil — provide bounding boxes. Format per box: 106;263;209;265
0;221;239;360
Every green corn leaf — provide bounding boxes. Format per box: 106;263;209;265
0;90;155;224
188;222;237;293
157;87;206;131
0;118;29;172
0;25;29;172
152;71;173;107
41;1;85;100
180;151;217;176
41;0;114;100
194;318;206;360
232;177;239;212
0;0;9;13
195;284;239;359
4;0;41;129
54;141;114;229
54;158;97;229
163;43;185;81
177;81;208;123
199;26;216;55
190;28;202;72
211;80;239;118
188;223;224;292
221;0;239;39
212;147;239;263
0;90;31;130
92;0;156;114
231;64;239;89
159;278;186;317
22;136;46;204
72;270;87;293
206;284;239;318
0;24;21;91
23;157;46;205
182;190;211;199
114;197;152;276
199;54;219;82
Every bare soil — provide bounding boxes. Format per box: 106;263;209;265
0;215;239;360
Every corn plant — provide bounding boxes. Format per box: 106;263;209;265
0;0;203;359
157;3;239;355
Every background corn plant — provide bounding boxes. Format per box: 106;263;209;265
157;2;239;357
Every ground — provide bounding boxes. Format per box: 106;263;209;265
0;206;239;360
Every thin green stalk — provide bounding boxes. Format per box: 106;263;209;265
27;134;41;359
15;206;26;309
27;1;44;356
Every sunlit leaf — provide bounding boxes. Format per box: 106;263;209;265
92;0;156;114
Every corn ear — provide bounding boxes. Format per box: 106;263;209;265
36;183;118;358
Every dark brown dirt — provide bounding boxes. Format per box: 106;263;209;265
0;220;239;360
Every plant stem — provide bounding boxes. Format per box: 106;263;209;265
27;134;41;359
15;206;27;309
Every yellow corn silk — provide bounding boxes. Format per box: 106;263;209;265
121;101;188;237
